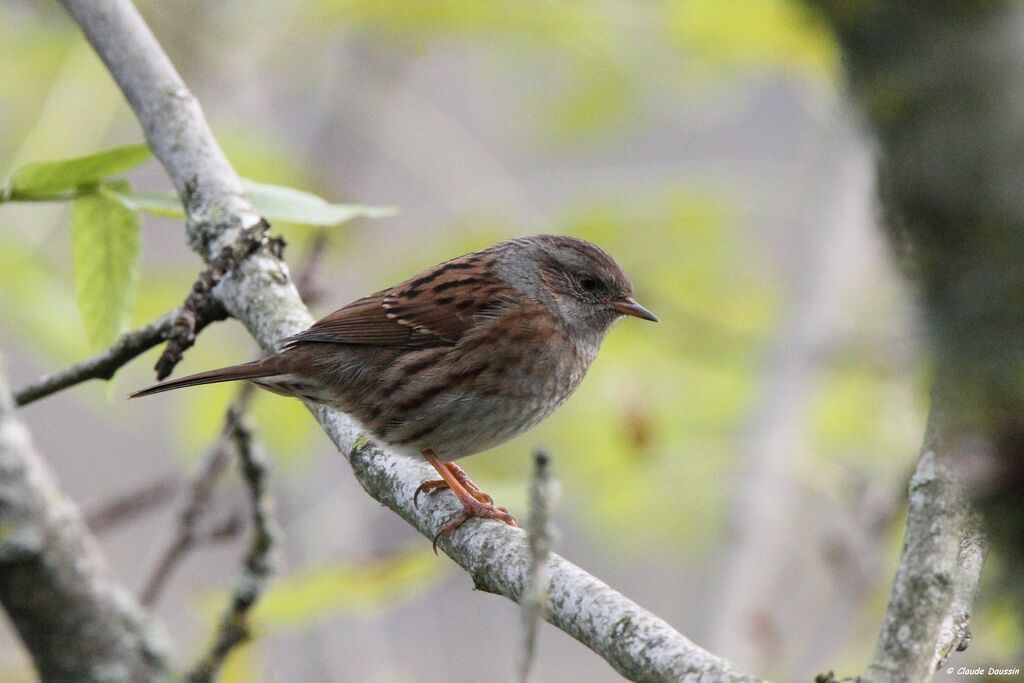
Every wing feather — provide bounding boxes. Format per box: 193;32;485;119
280;251;517;349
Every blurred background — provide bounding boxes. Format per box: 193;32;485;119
1;1;1020;681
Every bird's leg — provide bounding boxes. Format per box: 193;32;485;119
414;461;493;505
418;449;517;551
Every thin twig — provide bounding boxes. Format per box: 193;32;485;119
187;406;279;683
139;384;254;607
199;511;246;545
84;473;181;532
520;449;558;683
154;292;228;381
13;311;175;406
11;230;282;402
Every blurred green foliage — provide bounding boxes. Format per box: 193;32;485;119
305;0;837;142
245;546;446;628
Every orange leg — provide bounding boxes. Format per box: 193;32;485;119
419;450;517;552
414;462;493;505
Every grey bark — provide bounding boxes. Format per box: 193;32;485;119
863;405;982;683
0;365;169;682
58;0;758;680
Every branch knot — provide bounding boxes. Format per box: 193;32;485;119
155;219;285;380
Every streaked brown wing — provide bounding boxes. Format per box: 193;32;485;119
280;251;516;349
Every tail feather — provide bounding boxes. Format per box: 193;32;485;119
129;357;283;398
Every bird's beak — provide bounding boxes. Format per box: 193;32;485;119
610;297;659;322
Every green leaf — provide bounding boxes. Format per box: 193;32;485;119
240;178;397;225
106;180;396;227
72;189;140;350
8;144;151;198
105;187;185;218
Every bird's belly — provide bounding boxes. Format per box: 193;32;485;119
376;342;591;458
404;392;557;459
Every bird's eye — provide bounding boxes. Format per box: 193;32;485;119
578;274;598;291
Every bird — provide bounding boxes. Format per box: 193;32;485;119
131;234;657;545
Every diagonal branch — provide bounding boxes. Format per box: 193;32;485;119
817;400;987;683
59;0;758;680
14;311;175;407
12;224;282;408
860;403;985;683
12;224;273;405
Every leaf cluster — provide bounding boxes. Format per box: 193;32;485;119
2;145;394;350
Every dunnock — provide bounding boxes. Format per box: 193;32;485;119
132;235;657;544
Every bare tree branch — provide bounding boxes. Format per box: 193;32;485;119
154;225;284;381
187;406;279;683
857;403;982;683
816;453;984;683
13;311;175;407
342;428;763;681
0;359;170;682
59;1;760;679
866;456;963;681
11;223;275;408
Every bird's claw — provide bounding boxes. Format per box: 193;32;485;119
414;478;448;507
431;499;517;553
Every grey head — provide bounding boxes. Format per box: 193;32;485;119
492;234;658;344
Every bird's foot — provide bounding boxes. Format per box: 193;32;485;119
433;498;517;553
418;450;516;553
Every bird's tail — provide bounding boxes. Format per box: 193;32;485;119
129;356;286;398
